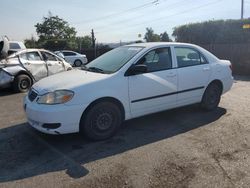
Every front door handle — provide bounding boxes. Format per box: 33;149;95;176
47;63;52;66
24;62;30;65
166;72;177;77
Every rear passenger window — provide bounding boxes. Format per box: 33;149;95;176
137;47;172;72
23;52;42;61
175;47;207;68
63;52;76;56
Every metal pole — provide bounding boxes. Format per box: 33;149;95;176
241;0;244;19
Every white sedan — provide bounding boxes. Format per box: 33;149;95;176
55;50;88;67
24;42;233;140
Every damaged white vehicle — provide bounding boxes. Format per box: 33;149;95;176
0;46;72;92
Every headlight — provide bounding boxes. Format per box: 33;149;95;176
37;90;74;104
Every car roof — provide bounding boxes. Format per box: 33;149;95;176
8;49;61;57
125;42;200;48
126;42;219;62
61;50;77;53
11;48;43;55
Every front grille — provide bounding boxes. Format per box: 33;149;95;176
28;89;38;102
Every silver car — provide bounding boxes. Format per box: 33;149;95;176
0;48;72;92
54;50;88;67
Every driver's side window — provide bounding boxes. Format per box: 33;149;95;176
137;47;172;72
42;52;58;61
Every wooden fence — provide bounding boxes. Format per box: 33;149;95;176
200;43;250;75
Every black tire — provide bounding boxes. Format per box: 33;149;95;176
74;60;82;67
201;83;222;111
80;101;122;141
13;74;32;93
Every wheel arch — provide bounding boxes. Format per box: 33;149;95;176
14;70;34;85
207;79;223;94
79;97;125;129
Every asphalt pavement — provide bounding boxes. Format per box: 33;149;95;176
0;76;249;188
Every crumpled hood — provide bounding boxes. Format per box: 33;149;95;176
0;57;20;66
33;69;110;95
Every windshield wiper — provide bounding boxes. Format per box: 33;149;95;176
87;66;105;73
81;65;88;70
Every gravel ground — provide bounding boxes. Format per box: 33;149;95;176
0;76;249;188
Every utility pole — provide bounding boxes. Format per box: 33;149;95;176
91;29;96;58
241;0;244;19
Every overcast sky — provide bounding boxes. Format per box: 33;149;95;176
1;0;249;43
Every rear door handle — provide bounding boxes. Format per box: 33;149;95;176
47;63;52;66
24;62;30;65
203;67;210;71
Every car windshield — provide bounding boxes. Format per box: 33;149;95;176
84;46;143;74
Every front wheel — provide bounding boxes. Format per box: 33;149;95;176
74;60;82;67
80;101;122;141
12;74;32;93
201;83;222;111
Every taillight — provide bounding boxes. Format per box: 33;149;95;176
229;64;232;71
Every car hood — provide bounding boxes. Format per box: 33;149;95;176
0;57;20;65
33;69;111;95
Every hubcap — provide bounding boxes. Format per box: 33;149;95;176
20;80;29;89
75;61;81;66
95;112;113;131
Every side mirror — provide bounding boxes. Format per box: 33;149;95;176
125;64;148;76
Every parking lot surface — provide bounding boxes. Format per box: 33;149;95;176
0;76;250;188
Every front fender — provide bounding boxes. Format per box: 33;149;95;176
0;68;14;88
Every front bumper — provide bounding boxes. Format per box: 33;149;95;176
24;95;88;135
0;69;14;88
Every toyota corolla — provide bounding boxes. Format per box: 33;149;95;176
23;42;233;140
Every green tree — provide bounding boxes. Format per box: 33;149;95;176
172;19;250;44
24;35;40;48
35;12;76;40
76;36;92;50
35;12;77;50
160;32;171;42
144;27;160;42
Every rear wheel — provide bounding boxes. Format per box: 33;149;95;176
80;101;122;141
13;74;32;93
201;83;222;111
74;60;82;67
